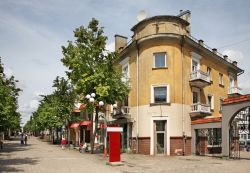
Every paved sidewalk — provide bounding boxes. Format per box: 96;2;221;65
0;137;119;173
0;137;250;173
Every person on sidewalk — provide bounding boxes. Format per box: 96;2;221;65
24;134;28;145
0;139;3;149
20;133;24;145
61;137;66;150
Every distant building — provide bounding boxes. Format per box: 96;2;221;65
112;10;243;156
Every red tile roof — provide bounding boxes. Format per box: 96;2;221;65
191;117;221;125
223;94;250;105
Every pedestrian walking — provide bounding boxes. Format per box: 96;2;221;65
61;137;66;150
0;139;3;149
20;133;24;145
24;134;28;145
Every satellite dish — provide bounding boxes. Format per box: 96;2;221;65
137;10;147;21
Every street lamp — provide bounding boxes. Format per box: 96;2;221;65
86;93;105;154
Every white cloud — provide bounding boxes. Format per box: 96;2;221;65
106;41;115;52
5;67;14;78
222;49;244;62
33;92;45;100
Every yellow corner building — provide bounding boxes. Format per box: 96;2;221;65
111;10;243;156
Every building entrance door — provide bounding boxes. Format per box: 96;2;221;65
155;121;166;155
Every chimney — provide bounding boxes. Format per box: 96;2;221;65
198;39;204;46
212;48;217;54
115;35;127;51
233;61;238;66
223;55;228;61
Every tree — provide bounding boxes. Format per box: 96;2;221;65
61;18;129;153
24;76;76;138
0;57;21;135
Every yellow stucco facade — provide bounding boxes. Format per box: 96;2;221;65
114;12;243;155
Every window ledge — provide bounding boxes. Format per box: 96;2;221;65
150;102;171;106
152;67;168;70
219;84;224;88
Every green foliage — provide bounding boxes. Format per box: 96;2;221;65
24;77;76;132
61;18;129;107
0;57;21;131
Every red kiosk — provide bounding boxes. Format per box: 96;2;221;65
107;127;123;165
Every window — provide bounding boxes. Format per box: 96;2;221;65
191;52;201;72
219;97;223;112
192;87;200;104
207;128;221;145
207;67;212;81
192;60;199;72
229;76;234;88
219;73;224;85
122;64;129;83
151;85;170;104
154;87;167;103
193;92;199;104
154;52;166;68
207;94;214;110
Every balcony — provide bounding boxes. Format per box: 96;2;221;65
228;87;242;97
190;70;210;88
190;103;211;118
112;106;131;119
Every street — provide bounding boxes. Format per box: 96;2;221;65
0;137;250;173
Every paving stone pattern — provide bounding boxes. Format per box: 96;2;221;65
0;137;250;173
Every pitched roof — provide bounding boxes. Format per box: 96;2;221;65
223;94;250;105
191;117;221;125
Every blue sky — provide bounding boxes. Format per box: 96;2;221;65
0;0;250;124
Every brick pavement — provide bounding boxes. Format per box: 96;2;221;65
0;137;250;173
0;137;119;173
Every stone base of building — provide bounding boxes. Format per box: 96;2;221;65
131;136;191;155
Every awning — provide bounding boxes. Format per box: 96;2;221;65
79;104;86;110
69;122;80;128
79;121;91;126
73;109;80;113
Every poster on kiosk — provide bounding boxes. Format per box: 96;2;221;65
107;127;123;165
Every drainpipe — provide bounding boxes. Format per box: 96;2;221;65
136;41;139;153
181;36;186;155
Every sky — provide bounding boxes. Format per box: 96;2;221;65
0;0;250;125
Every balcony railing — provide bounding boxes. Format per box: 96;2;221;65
228;87;242;95
190;103;211;117
113;106;130;119
190;70;210;82
190;70;210;88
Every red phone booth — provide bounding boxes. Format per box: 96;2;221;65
107;127;123;165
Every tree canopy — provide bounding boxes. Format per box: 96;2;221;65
24;76;76;132
0;57;21;132
61;18;129;106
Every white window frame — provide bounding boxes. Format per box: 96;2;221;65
119;57;130;83
150;116;170;156
207;67;212;81
219;73;224;85
191;52;201;72
151;84;170;103
153;52;167;68
229;76;235;88
207;94;214;110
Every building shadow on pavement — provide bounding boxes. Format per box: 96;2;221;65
0;157;39;172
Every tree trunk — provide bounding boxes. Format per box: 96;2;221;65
91;107;99;154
